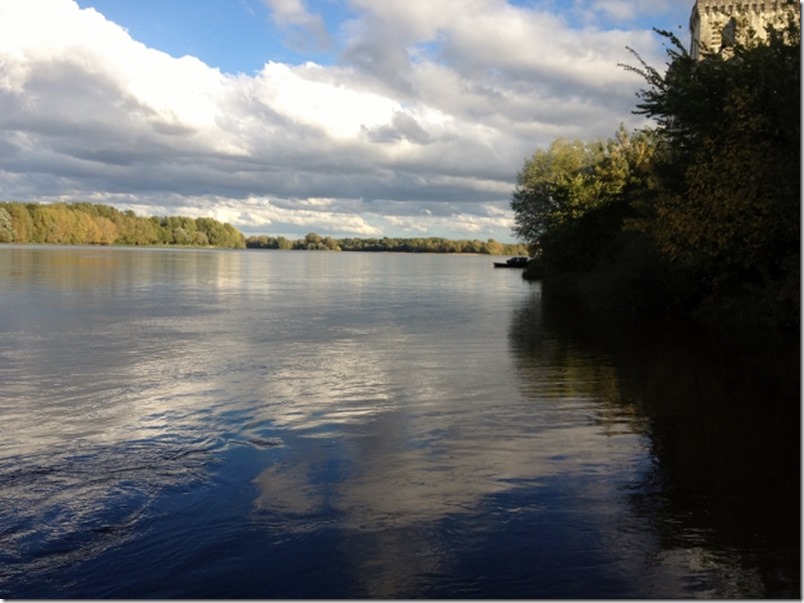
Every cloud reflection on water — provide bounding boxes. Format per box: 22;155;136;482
243;283;657;597
248;282;649;531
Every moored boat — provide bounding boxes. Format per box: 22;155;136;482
493;256;529;268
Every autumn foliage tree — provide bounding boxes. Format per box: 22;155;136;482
0;202;246;248
511;126;657;276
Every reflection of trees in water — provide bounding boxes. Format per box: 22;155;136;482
508;291;800;597
508;289;649;437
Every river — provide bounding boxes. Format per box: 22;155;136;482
0;245;798;598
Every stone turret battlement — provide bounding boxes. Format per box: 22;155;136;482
689;1;799;59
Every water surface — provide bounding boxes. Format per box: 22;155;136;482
0;246;798;598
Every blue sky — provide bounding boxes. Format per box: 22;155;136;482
73;0;330;72
2;0;695;241
76;0;692;74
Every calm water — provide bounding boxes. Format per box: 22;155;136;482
0;246;798;599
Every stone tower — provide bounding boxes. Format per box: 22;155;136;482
689;1;799;59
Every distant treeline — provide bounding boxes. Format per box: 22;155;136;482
0;202;246;248
0;201;529;255
246;232;529;255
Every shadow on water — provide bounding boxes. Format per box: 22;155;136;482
509;287;800;598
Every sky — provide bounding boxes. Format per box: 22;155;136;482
0;0;693;242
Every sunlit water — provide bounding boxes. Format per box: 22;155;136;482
0;246;798;598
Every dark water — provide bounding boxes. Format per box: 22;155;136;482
0;246;798;599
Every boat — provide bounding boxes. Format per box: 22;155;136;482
493;256;529;268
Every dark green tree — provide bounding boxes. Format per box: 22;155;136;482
625;16;800;323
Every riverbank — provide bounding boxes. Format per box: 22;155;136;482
522;258;800;330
